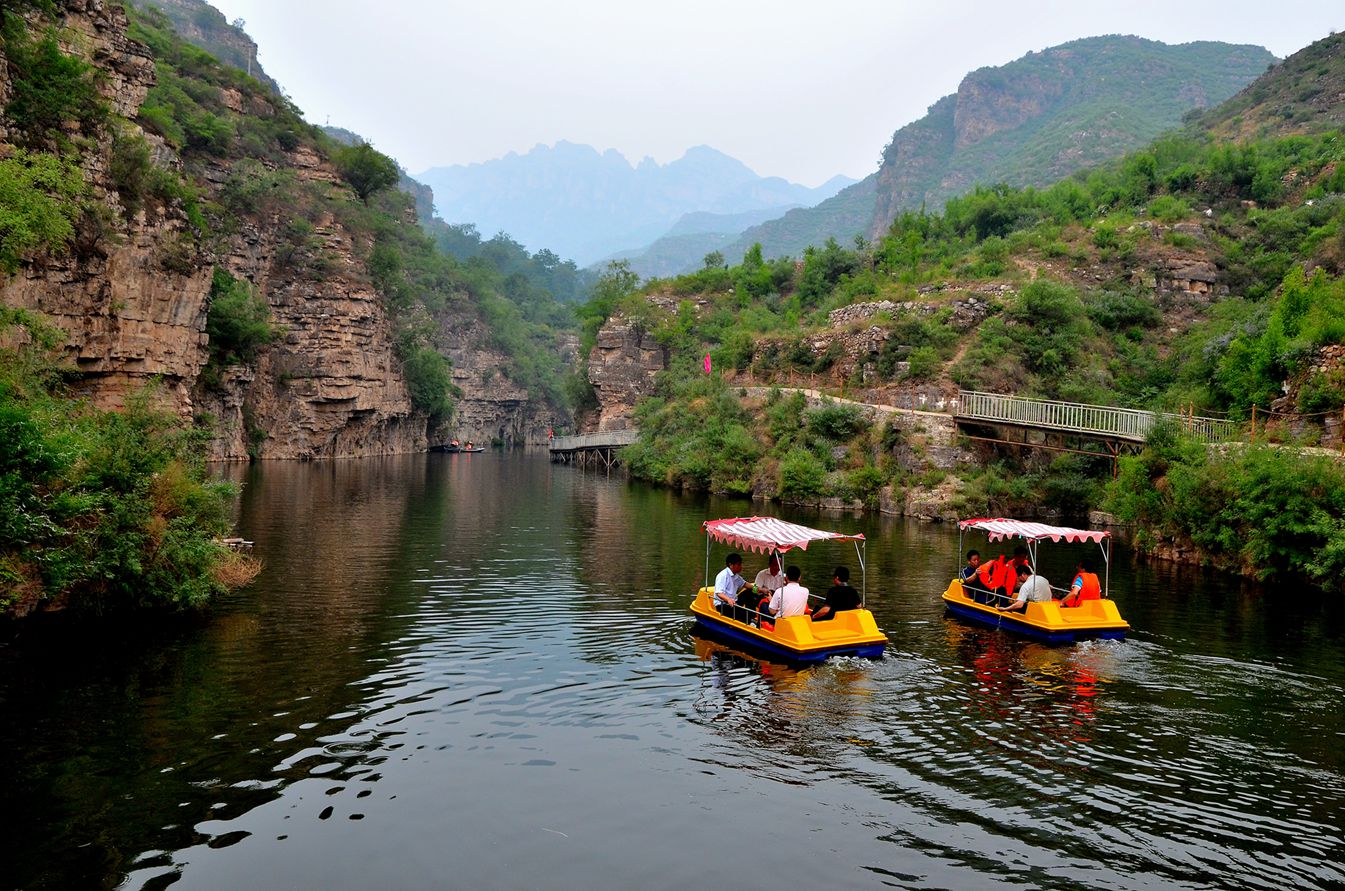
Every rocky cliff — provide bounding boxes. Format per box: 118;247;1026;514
586;316;667;432
1;0;563;459
1;0;210;410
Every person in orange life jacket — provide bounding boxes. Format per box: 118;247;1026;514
1062;559;1102;607
975;549;1023;607
960;550;989;603
812;565;860;621
767;565;809;619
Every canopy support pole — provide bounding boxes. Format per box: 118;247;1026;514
704;532;711;591
854;539;867;607
1103;537;1112;599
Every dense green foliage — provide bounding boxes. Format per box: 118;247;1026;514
0;10;107;149
584;111;1345;586
1108;424;1345;584
0;149;85;272
205;268;275;366
335;142;400;204
0;310;244;613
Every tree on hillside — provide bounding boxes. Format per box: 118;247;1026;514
335;142;400;204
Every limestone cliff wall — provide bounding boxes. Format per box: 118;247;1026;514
585;315;666;432
193;216;425;459
2;0;559;459
439;319;567;446
0;0;211;411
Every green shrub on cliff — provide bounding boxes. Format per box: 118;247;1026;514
334;142;400;204
0;311;250;614
0;11;107;149
0;149;85;273
205;268;276;366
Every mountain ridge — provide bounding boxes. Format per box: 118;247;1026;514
414;141;854;265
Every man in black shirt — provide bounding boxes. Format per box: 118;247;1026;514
812;566;861;622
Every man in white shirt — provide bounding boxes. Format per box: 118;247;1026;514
713;553;751;621
753;554;784;600
999;565;1053;612
767;565;810;619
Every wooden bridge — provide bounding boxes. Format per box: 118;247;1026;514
549;429;640;470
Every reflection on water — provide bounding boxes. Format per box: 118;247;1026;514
0;452;1342;889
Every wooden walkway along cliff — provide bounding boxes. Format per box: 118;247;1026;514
549;430;640;470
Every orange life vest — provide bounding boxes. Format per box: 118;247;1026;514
976;556;1015;594
1064;571;1101;607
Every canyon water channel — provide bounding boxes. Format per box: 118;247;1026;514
1;452;1342;890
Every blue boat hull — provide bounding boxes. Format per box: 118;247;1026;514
943;598;1127;644
692;614;886;663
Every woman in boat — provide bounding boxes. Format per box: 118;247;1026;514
751;554;785;618
1062;560;1102;607
961;550;988;602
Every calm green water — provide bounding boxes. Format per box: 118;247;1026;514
1;453;1343;890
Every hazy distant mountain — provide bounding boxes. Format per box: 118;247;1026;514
414;142;854;266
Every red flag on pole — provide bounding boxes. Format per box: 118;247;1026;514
704;354;712;374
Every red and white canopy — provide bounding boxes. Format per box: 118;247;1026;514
958;517;1109;544
703;516;865;554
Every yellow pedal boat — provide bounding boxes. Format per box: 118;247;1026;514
690;516;888;662
942;518;1130;643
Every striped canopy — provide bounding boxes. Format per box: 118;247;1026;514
703;516;864;554
959;517;1109;544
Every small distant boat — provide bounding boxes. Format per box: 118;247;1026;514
430;443;461;453
459;446;486;453
690;516;888;663
942;518;1129;644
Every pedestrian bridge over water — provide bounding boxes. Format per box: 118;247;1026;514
549;429;640;469
954;390;1239;445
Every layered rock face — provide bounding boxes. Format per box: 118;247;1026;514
439;319;567;446
3;0;561;459
194;206;424;459
585;316;667;432
1;0;211;410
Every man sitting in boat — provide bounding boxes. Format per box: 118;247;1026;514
752;553;784;604
766;565;809;619
960;550;988;602
1062;560;1102;607
713;553;753;621
973;554;1016;605
998;565;1053;612
812;566;860;622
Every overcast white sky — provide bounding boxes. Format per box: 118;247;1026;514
207;0;1342;187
